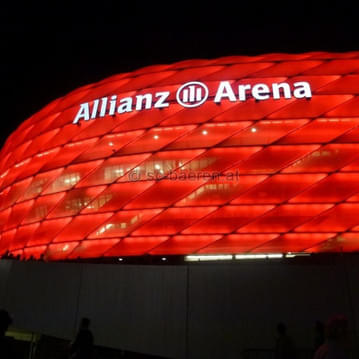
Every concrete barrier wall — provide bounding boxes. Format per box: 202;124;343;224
0;257;357;358
76;264;187;358
187;262;352;359
0;259;12;307
3;261;80;339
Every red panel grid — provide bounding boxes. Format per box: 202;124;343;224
306;233;359;252
81;181;156;213
252;233;336;253
104;236;169;256
88;209;163;238
73;130;145;162
220;119;308;146
228;145;319;174
237;204;333;233
232;174;326;204
67;239;120;259
9;223;40;251
198;234;278;253
176;175;267;206
166;122;253;149
133;207;217;236
0;178;32;210
149;235;223;255
182;205;274;234
2;51;359;261
278;118;359;144
26;218;73;246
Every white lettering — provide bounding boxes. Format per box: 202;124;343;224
100;97;107;117
154;91;170;108
73;103;90;124
99;97;108;117
252;84;270;100
91;99;99;119
109;95;117;115
117;97;133;114
135;94;152;110
293;81;312;99
72;80;313;124
214;81;236;103
238;84;251;101
272;83;291;99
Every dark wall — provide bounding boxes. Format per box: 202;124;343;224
0;260;11;306
3;261;80;339
76;264;187;357
0;257;357;359
187;262;353;358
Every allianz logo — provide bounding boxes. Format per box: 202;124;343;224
73;80;312;124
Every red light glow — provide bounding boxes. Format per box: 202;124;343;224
1;51;359;260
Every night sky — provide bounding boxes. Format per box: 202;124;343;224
1;4;358;148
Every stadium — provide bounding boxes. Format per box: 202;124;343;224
1;52;359;358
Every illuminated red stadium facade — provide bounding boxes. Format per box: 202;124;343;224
1;51;359;261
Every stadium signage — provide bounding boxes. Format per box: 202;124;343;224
73;80;312;124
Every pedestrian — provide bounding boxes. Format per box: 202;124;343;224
69;317;94;359
314;314;349;359
274;322;296;359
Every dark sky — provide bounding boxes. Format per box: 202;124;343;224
1;4;358;148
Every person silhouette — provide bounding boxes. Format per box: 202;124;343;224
314;314;349;359
0;309;16;358
69;317;94;359
274;322;296;359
